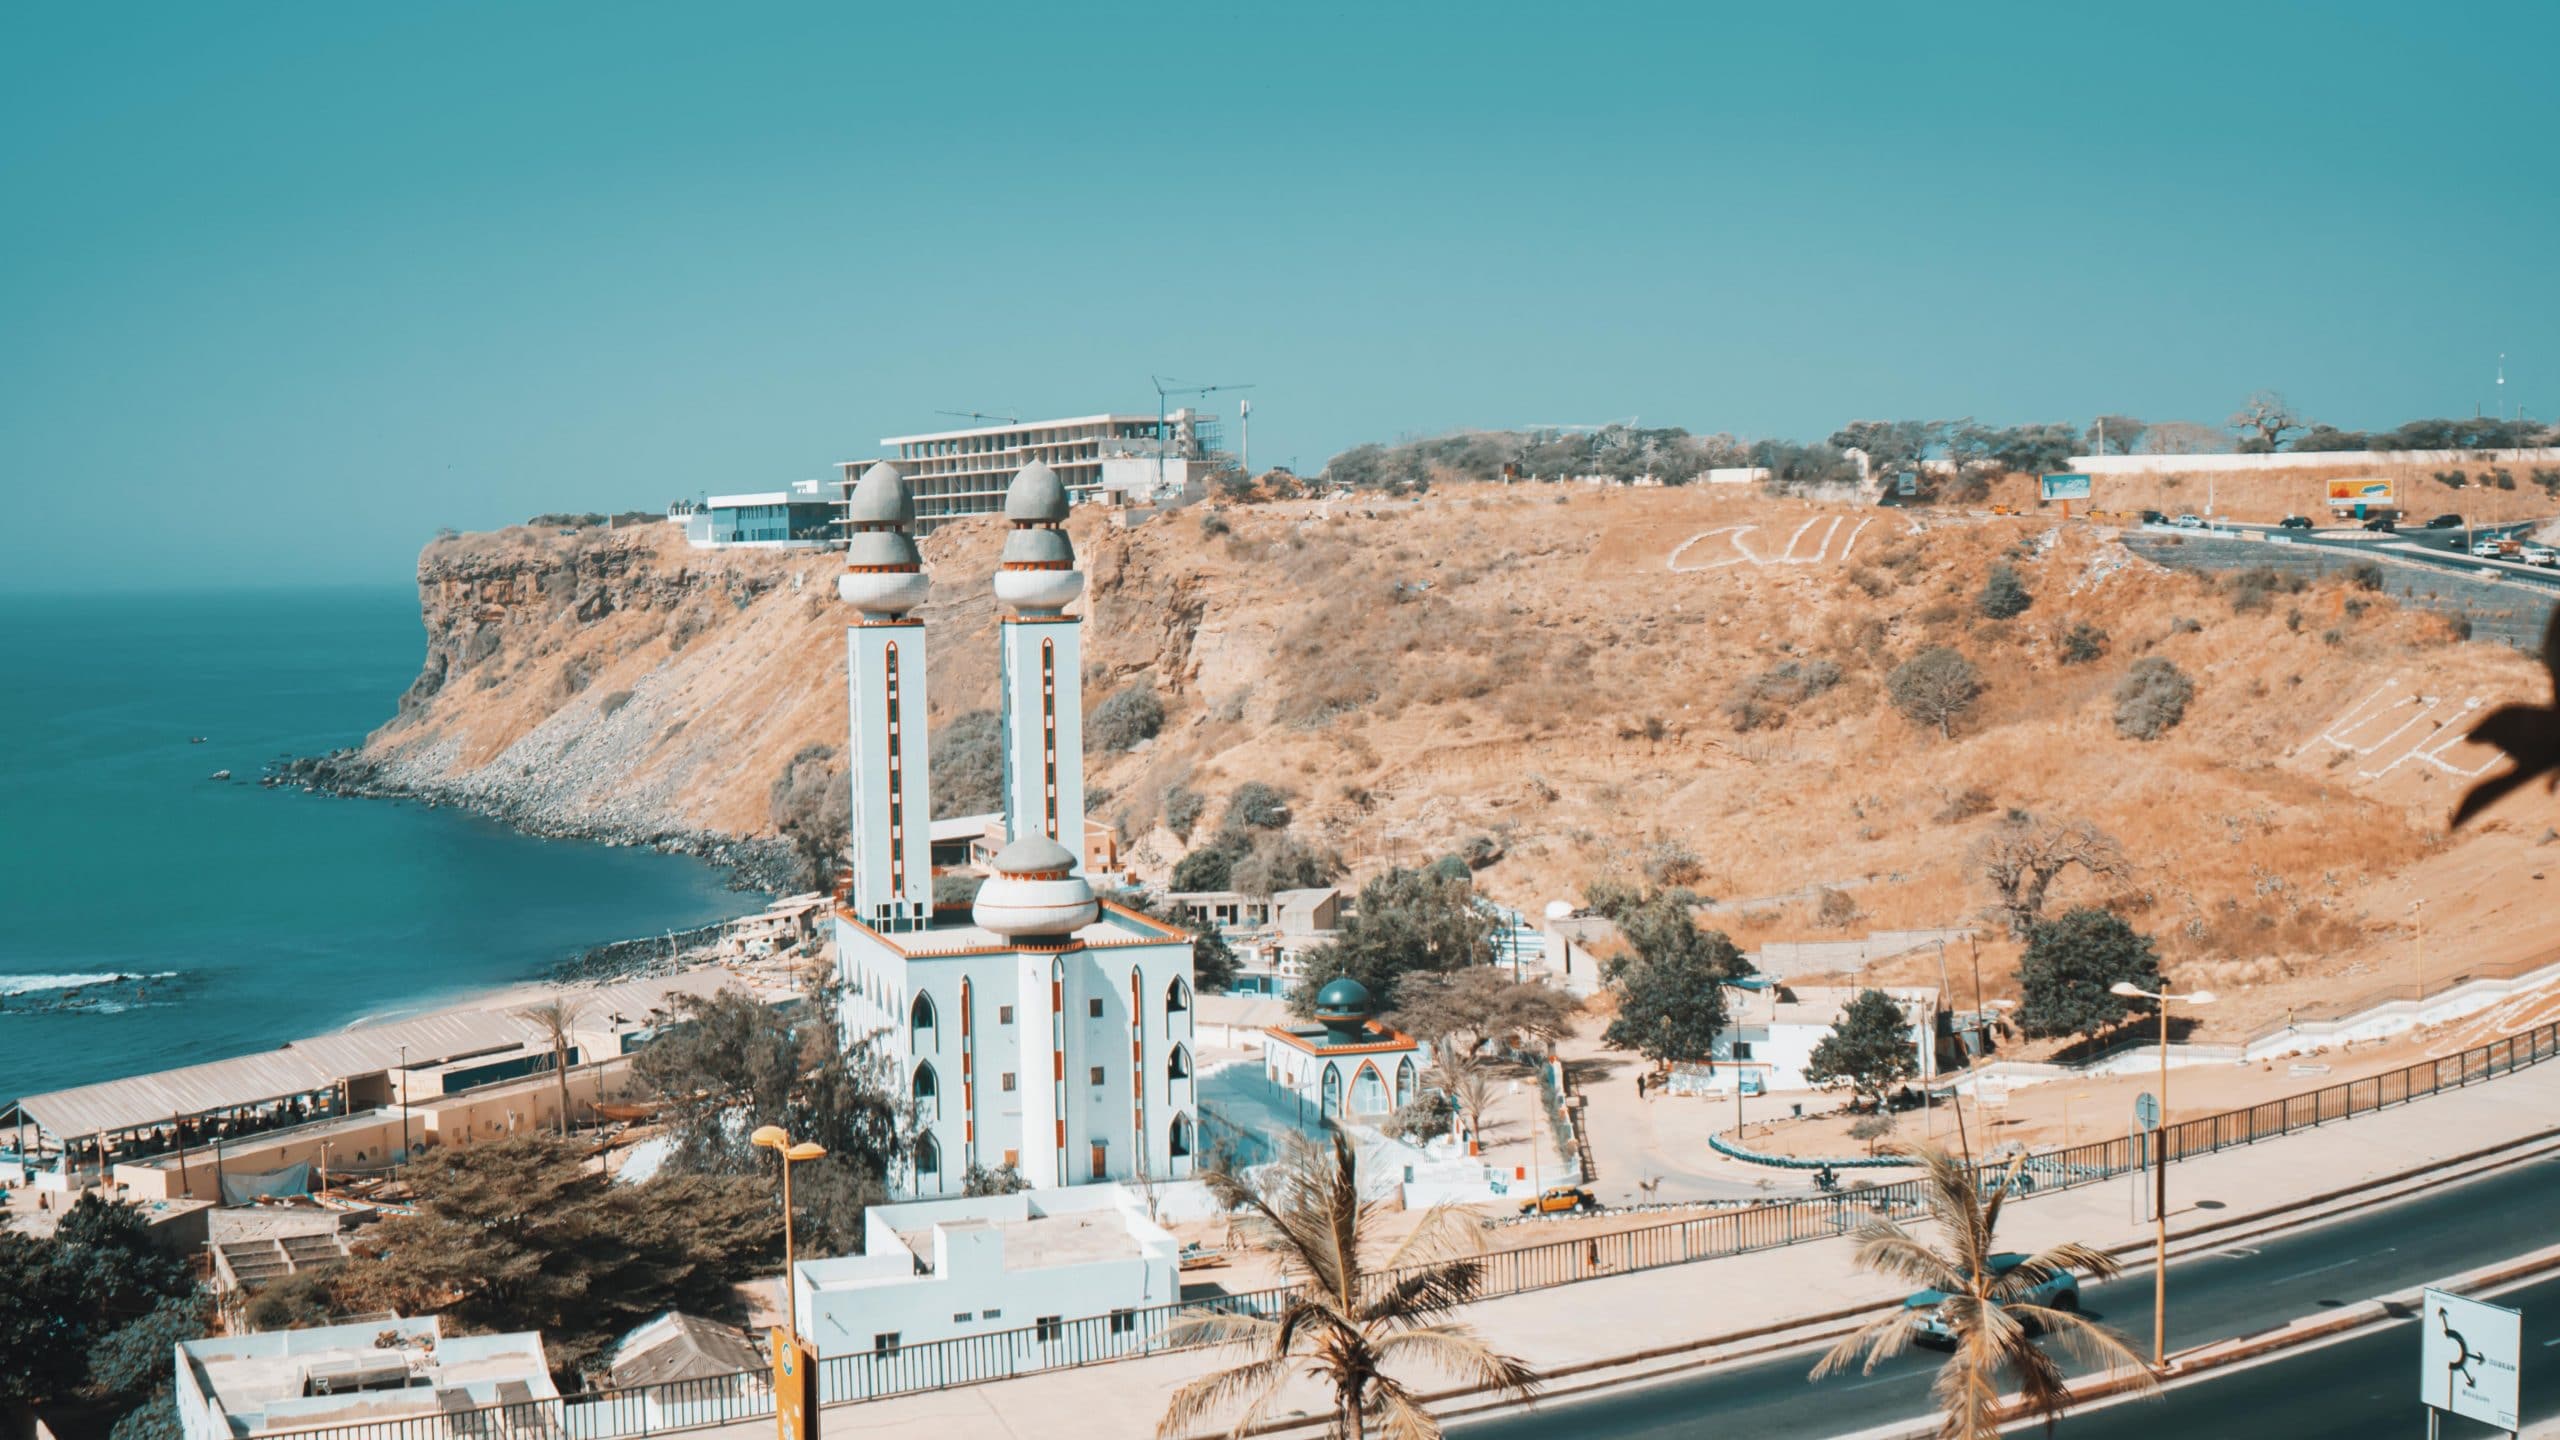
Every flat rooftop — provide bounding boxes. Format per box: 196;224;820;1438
182;1318;555;1434
898;1210;1141;1271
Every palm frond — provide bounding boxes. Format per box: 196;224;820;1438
1372;1322;1541;1398
1160;1308;1282;1355
1157;1354;1293;1439
1810;1307;1924;1380
1368;1374;1445;1440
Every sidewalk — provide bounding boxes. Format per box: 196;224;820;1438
697;1059;2560;1440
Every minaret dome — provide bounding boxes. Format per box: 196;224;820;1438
838;462;930;617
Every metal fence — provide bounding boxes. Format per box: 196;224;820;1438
264;1017;2560;1440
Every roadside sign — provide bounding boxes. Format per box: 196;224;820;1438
2040;473;2093;501
2327;477;2397;510
772;1328;820;1440
1896;470;1919;496
2420;1288;2520;1430
2133;1092;2160;1131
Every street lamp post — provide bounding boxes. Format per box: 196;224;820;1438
396;1044;410;1161
2111;980;2216;1367
753;1125;829;1344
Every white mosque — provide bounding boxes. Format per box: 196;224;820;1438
830;459;1199;1197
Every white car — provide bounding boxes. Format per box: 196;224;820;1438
2173;513;2204;529
2521;544;2558;568
2471;537;2507;559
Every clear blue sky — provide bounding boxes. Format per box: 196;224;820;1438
5;2;2554;592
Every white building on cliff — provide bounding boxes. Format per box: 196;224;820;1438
831;460;1198;1197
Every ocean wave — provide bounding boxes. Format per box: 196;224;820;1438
0;971;180;998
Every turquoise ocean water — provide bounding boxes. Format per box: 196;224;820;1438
0;588;752;1106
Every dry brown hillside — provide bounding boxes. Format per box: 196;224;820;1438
363;485;2558;1037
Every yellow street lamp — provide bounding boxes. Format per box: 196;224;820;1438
753;1126;829;1341
2111;980;2215;1367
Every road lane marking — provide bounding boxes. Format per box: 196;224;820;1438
2275;1249;2389;1282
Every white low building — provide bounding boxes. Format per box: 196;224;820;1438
1703;984;1941;1094
175;1317;553;1440
793;1186;1178;1371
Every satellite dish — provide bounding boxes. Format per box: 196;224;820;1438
1543;900;1575;920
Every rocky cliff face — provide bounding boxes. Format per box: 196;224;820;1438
333;488;2555;1034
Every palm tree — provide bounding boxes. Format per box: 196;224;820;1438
1158;1130;1538;1440
1811;1144;2154;1438
515;995;588;1138
1430;1048;1498;1155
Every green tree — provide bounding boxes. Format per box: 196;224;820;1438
330;1134;775;1379
1812;1146;2150;1436
767;743;848;889
1171;839;1243;892
1222;781;1294;833
1089;682;1165;752
1292;867;1495;1014
2016;909;2162;1040
1805;988;1923;1110
0;1194;201;1411
633;986;906;1252
1231;831;1343;897
1602;901;1749;1067
1976;564;2032;620
1889;647;1984;740
1159;1132;1540;1440
1112;888;1241;994
2085;415;2147;455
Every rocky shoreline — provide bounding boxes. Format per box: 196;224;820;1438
264;748;803;894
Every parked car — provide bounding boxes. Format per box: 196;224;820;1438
2429;514;2466;530
1518;1183;1600;1216
1905;1253;2082;1347
2138;509;2166;525
2471;536;2507;559
2172;513;2204;529
2278;515;2314;530
2521;544;2558;568
2363;516;2398;532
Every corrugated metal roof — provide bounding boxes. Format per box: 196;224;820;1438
15;1008;540;1141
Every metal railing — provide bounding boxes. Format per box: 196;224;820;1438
260;1017;2560;1440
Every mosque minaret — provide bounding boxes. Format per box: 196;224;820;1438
830;462;1197;1195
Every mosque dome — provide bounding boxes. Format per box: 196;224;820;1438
1000;526;1076;568
971;834;1097;939
845;462;916;528
1003;462;1071;524
837;528;929;614
1314;975;1374;1016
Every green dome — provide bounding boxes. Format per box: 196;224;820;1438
1313;976;1373;1015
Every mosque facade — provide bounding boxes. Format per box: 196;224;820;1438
831;460;1198;1197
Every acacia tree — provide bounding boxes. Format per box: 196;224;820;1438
1159;1131;1539;1440
1967;813;2129;937
1389;968;1579;1059
2229;390;2308;453
2086;415;2147;455
1811;1145;2151;1437
1890;647;1984;740
2016;909;2162;1041
1805;989;1922;1111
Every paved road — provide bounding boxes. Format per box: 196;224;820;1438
2048;1269;2560;1438
1456;1151;2560;1439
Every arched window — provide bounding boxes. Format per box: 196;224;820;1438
911;992;937;1050
1165;975;1191;1025
1395;1055;1417;1109
1167;1044;1192;1082
1320;1064;1342;1121
915;1131;941;1178
1351;1062;1388;1115
1169;1113;1193;1158
913;1062;939;1122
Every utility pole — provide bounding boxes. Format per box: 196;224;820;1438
1239;398;1252;476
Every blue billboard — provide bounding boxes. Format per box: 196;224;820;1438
2040;472;2093;501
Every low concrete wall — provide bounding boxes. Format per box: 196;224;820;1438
2073;446;2560;475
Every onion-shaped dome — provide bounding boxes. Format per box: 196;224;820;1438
846;462;916;529
1314;975;1374;1017
993;564;1084;615
1000;526;1077;568
971;834;1096;939
1003;462;1071;524
845;528;922;570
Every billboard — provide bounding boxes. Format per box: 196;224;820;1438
2327;477;2397;509
2039;473;2092;501
2420;1288;2520;1431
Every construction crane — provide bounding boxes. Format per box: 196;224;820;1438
1150;376;1254;490
935;409;1019;426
